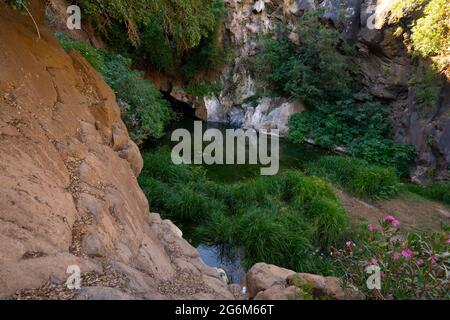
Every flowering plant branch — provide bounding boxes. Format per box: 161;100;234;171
333;215;450;299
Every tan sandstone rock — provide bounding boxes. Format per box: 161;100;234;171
246;263;296;298
246;263;363;300
0;2;232;300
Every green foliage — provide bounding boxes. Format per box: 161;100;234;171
348;138;416;177
79;0;229;81
255;10;354;104
305;156;400;199
180;0;231;82
5;0;27;10
403;182;450;206
57;35;172;145
334;218;450;299
411;0;449;71
392;0;449;73
101;53;172;143
58;33;105;70
288;94;389;148
185;82;222;98
78;0;217;48
256;10;415;174
139;148;349;274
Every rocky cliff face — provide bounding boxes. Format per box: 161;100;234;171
0;3;233;299
209;0;449;181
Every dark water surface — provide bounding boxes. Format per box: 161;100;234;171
155;114;330;183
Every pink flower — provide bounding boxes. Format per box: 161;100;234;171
415;259;424;266
345;241;355;248
401;248;414;259
368;224;375;232
370;258;378;265
381;271;385;279
384;215;400;227
392;252;400;261
447;239;450;244
430;255;439;265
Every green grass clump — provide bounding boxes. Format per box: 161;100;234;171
139;148;349;274
402;182;450;206
305;156;400;199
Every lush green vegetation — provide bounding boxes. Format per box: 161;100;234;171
79;0;230;83
305;156;400;199
255;10;415;176
58;35;172;145
403;182;450;206
393;0;449;74
139;148;349;274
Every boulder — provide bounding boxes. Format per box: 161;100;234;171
246;263;296;298
287;273;365;300
246;263;364;300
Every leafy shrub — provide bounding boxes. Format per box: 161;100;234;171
79;0;229;81
403;182;450;205
392;0;449;74
256;10;415;174
180;0;232;82
305;156;400;199
349;138;416;177
410;0;449;73
255;10;354;105
334;216;450;299
139;148;349;274
185;82;222;98
101;53;172;143
288;94;389;148
57;36;172;144
78;0;218;48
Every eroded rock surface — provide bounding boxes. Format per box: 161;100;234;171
0;3;233;300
